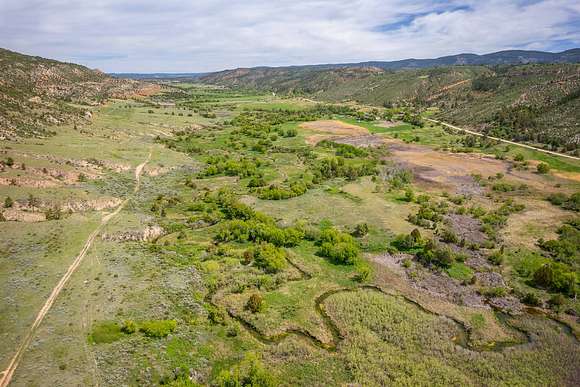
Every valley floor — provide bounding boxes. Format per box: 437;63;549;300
1;86;579;386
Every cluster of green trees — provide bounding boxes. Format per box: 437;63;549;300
208;190;363;267
471;75;501;91
315;228;360;265
246;243;287;273
393;229;463;268
233;110;319;137
120;319;177;338
216;353;276;387
311;156;377;183
538;219;580;268
215;219;304;247
257;180;311;200
547;192;580;212
200;155;263;178
401;112;424;127
407;200;447;229
317;140;368;158
532;262;577;296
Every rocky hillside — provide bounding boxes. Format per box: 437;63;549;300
0;48;156;138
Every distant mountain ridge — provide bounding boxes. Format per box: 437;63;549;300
202;48;580;77
325;48;580;70
111;72;208;80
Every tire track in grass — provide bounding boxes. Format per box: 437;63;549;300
0;150;152;387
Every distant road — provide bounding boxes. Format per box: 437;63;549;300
427;118;580;161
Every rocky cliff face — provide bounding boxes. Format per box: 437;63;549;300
0;48;158;138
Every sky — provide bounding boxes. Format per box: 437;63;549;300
1;0;579;73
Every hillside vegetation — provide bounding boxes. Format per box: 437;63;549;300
201;63;580;154
0;48;154;138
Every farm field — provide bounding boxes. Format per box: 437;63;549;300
1;84;579;387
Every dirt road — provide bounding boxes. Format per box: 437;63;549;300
428;118;580;161
0;150;152;387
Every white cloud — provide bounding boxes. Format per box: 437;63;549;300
0;0;578;72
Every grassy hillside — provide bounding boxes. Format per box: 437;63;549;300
201;63;580;154
0;48;154;138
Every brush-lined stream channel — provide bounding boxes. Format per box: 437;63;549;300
203;255;578;353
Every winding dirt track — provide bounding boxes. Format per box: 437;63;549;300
0;150;152;387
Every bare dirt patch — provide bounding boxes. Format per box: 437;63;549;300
386;142;507;193
503;198;570;248
385;140;573;196
301;120;368;144
1;197;123;222
409;269;487;308
332;135;386;148
1;208;46;222
376;120;402;128
370;253;487;308
552;170;580;183
101;225;163;242
0;176;60;188
445;214;488;245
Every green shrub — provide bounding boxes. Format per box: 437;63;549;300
44;205;62;220
318;242;359;265
251;243;287;273
89;321;123;344
354;265;372;282
547;192;580;212
532;262;577;296
139;320;177;338
439;227;459;244
207;305;226;325
258;180;309;200
521;292;541;306
536;163;550;174
393;229;423;251
352;223;369;237
121;320;137;334
488;250;504;266
481;287;507;298
417;239;455;268
4;196;13;208
248;176;266;188
246;293;265;313
215;353;276;387
492;182;516;192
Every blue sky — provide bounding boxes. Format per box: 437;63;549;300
1;0;579;72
